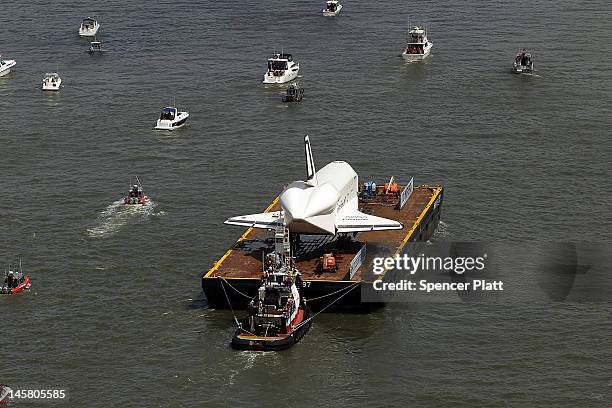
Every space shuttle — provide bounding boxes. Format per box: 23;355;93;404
224;135;403;235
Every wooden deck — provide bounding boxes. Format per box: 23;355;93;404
205;185;443;283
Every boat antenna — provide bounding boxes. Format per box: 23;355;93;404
135;175;144;191
406;18;410;41
19;259;22;274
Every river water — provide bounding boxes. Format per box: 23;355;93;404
1;0;611;406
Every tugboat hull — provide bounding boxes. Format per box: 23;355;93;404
231;307;312;351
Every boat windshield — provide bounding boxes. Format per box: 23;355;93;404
408;33;425;43
160;108;176;120
268;60;288;71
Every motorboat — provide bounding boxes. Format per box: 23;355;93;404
401;25;433;62
155;105;189;131
124;178;147;206
513;49;534;74
0;262;31;295
79;17;99;37
282;83;304;103
263;53;299;84
0;55;16;77
87;39;105;54
322;0;343;16
42;72;62;91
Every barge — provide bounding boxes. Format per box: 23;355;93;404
203;181;443;312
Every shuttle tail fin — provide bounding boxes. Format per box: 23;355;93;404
304;135;317;186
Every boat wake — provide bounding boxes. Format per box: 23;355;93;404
227;351;278;386
521;72;542;78
87;198;161;238
433;220;450;239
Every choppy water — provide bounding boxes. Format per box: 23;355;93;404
1;0;611;406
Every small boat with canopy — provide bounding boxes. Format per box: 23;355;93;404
124;177;148;206
401;25;433;62
322;0;343;16
0;55;16;77
513;49;534;74
42;72;62;91
155;103;189;131
0;261;31;295
87;38;105;54
263;53;300;84
79;17;99;37
282;83;304;103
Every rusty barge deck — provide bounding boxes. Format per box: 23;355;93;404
203;184;444;312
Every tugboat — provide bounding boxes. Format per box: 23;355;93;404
42;72;62;91
124;178;147;206
231;226;312;351
0;262;31;295
401;25;433;62
0;55;16;77
282;83;304;103
513;49;534;74
263;53;300;84
79;17;99;37
322;0;342;16
87;38;105;54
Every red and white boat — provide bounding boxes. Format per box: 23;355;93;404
124;178;147;206
231;228;311;351
1;262;31;295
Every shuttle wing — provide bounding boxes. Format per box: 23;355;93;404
336;211;403;233
224;211;284;229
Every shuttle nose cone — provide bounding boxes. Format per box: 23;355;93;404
280;182;339;223
280;184;308;221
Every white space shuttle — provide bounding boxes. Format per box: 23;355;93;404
224;135;403;235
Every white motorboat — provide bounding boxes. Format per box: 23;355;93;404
263;53;299;84
322;0;343;16
513;49;534;74
401;25;433;62
87;39;105;54
79;17;99;37
42;73;62;91
155;106;189;131
0;55;16;77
